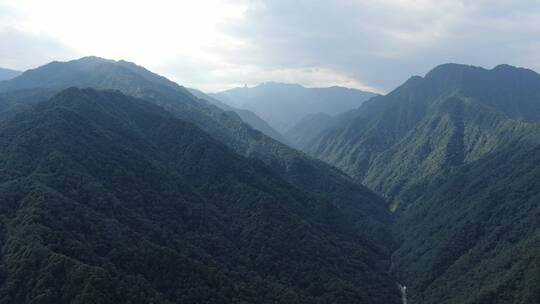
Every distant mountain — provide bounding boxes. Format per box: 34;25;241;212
211;82;377;133
0;67;21;81
298;63;540;303
0;87;401;303
0;57;400;302
188;88;287;143
285;112;336;149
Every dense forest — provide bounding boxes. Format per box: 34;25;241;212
297;63;540;303
0;88;400;303
0;57;538;303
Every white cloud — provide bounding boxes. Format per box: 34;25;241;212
0;27;77;70
223;0;540;91
1;0;539;92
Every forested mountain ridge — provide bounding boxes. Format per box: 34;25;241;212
6;58;537;304
0;57;395;253
302;63;540;206
0;87;401;303
0;88;57;121
392;139;540;304
297;63;540;303
211;82;377;133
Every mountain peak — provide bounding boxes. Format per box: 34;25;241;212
425;62;539;80
492;63;539;77
424;63;485;79
51;56;116;68
76;55;113;63
493;63;517;71
0;56;185;96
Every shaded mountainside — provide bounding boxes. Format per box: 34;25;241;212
0;88;57;121
0;68;21;81
188;88;287;143
285;112;336;150
0;57;394;253
211;82;377;133
393;139;540;304
0;88;401;304
303;63;540;206
299;63;540;303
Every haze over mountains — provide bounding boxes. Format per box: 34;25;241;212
210;82;377;133
0;68;21;81
187;88;287;143
0;57;538;304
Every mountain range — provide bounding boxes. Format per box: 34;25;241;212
0;57;539;304
292;63;540;303
0;57;399;303
210;82;377;133
0;57;393;245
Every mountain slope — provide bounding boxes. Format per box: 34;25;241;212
392;137;540;304
0;57;395;253
0;88;401;303
0;68;21;81
303;64;540;205
211;82;377;132
188;88;287;143
0;88;57;121
300;63;540;303
285;112;336;149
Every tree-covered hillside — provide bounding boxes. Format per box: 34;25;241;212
303;64;540;207
392;138;540;304
0;88;401;303
0;57;395;252
299;63;540;303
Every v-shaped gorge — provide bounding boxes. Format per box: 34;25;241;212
297;63;540;304
1;57;538;304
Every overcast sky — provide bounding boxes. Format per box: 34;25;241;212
1;0;539;92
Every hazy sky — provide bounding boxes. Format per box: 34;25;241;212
1;0;539;92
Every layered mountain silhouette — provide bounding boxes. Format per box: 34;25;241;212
2;57;538;304
295;63;540;303
187;88;287;143
211;82;377;133
0;57;400;303
0;68;21;81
